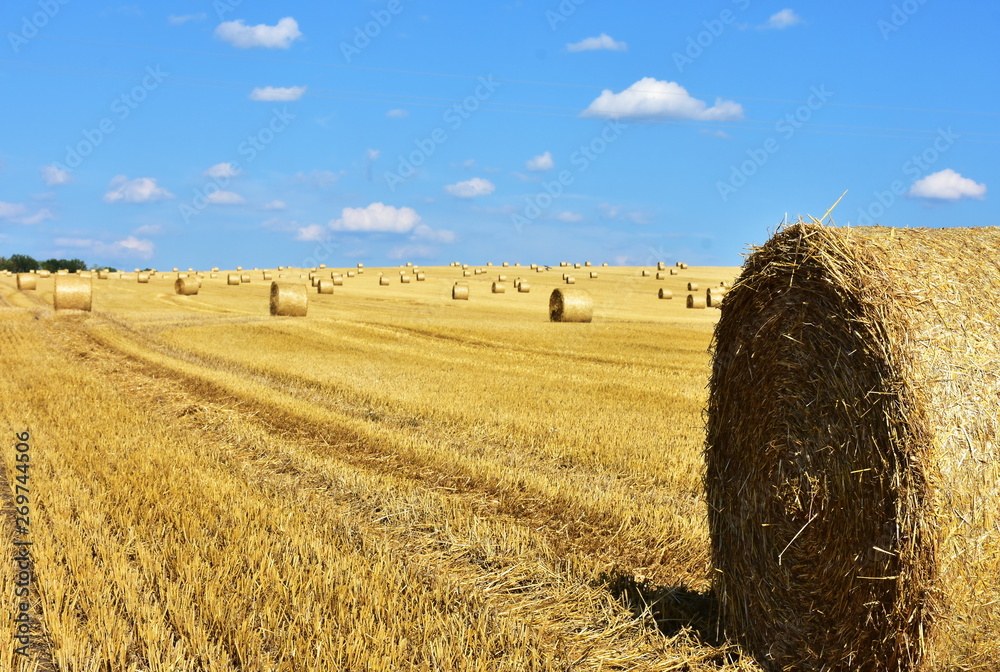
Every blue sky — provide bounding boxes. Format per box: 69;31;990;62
1;1;997;269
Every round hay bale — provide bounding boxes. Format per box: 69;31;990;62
670;268;680;275
687;282;699;291
680;262;688;269
658;288;672;300
452;284;469;300
536;267;545;273
573;262;581;269
641;270;651;277
212;267;220;272
589;272;598;279
564;276;576;284
227;274;240;285
706;223;1000;671
54;274;92;311
492;282;505;294
656;272;666;280
311;277;321;287
97;270;109;280
686;294;706;309
38;270;51;278
172;267;179;272
240;273;251;283
657;261;666;271
236;266;243;271
78;271;92;278
347;270;356;278
331;275;344;286
400;275;412;283
269;282;307;317
463;270;472;277
379;276;390;286
498;274;507;282
316;280;334;294
16;273;37;290
415;272;426;281
263;272;273;280
319;263;326;269
560;261;568;267
549;288;592;323
675;261;684;268
210;273;219;279
56;270;68;276
530;264;538;269
174;277;199;295
517;281;530;293
137;273;150;283
584;261;592;267
357;263;364;268
602;262;608;267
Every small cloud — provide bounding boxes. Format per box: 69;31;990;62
294;169;345;189
909;169;987;201
511;172;538;183
412;224;456;243
113;236;155;258
204;162;242;178
386;108;409;119
700;129;731;139
461;158;476;169
525;151;554;172
261;200;287;210
0;202;27;219
205;190;245;205
168;13;206;25
17;208;53;225
554;211;583;223
445;177;495;198
329;202;421;233
215;17;302;49
388;244;436;260
566;33;627;52
250;86;306;102
295;224;328;241
762;9;802;29
132;224;162;236
366;149;380;161
598;202;649;224
54;235;155;260
42;164;72;186
581;77;744;121
103;176;174;204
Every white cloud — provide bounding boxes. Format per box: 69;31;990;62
250;86;306;101
261;200;287;210
598;202;649;224
412;224;456;243
366;148;380;161
386;108;409;118
132;224;162;236
295;224;328;241
204;162;242;178
526;151;554;172
103;176;174;204
461;158;476;169
215;17;302;49
388;244;436;260
581;77;744;121
42;164;72;186
114;236;155;258
909;169;987;200
54;236;155;259
18;208;53;225
0;202;27;219
762;9;802;29
567;33;627;52
205;190;245;205
294;169;344;189
168;13;206;25
554;211;584;223
0;203;52;226
444;177;495;198
329;202;421;233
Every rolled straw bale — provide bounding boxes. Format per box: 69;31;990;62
56;270;68;275
657;261;666;271
212;267;220;272
573;263;581;268
172;267;179;272
536;267;545;273
680;262;688;269
589;272;598;279
263;272;273;280
177;273;188;278
379;276;390;286
311;277;321;287
602;262;608;267
227;274;240;285
278;274;286;278
565;276;576;284
405;262;413;267
319;264;326;269
560;261;568;267
236;266;243;271
706;223;1000;672
641;270;651;277
530;264;538;269
706;287;728;307
316;280;334;294
54;274;92;311
463;270;472;277
452;283;469;300
585;261;592;267
498;274;507;282
97;270;109;280
415;272;426;281
549;288;592;322
517;281;530;293
38;270;51;278
174;277;199;295
16;273;37;290
656;272;666;280
79;271;92;278
269;281;307;317
687;282;699;291
400;275;412;283
399;270;407;275
210;273;218;279
503;261;510;267
347;271;356;277
357;263;364;268
670;268;679;275
331;275;344;286
240;273;251;283
137;273;150;283
658;288;672;300
686;294;706;309
491;282;505;294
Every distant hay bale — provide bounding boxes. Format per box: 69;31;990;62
38;270;51;278
585;261;592;267
400;275;412;283
379;276;390;286
463;270;472;277
656;272;666;280
686;294;706;309
517;281;530;293
687;282;699;291
670;268;679;275
549;288;592;323
492;282;505;293
227;274;240;285
565;276;576;284
210;273;218;278
589;272;598;279
319;264;326;269
415;272;426;281
311;277;321;287
137;273;150;283
680;262;688;269
357;262;364;268
530;264;538;269
16;273;37;290
263;272;273;280
54;274;92;311
706;223;1000;672
536;267;545;273
331;275;344;286
316;280;334;294
574;262;581;268
560;261;568;267
236;266;243;271
602;262;608;267
452;284;469;300
174;277;199;295
502;261;509;267
212;267;220;272
642;270;651;277
658;288;672;300
78;271;92;278
347;271;356;277
240;273;250;283
269;282;307;317
706;287;728;307
172;267;179;272
657;261;666;271
498;274;507;282
97;270;109;280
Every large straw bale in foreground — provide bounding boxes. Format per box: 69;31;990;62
706;223;1000;672
54;274;92;311
16;273;36;290
269;282;307;317
549;288;592;322
174;277;199;295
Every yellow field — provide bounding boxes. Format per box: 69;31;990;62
0;265;761;671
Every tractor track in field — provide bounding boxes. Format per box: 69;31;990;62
47;311;712;596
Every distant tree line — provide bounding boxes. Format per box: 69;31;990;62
0;254;114;273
